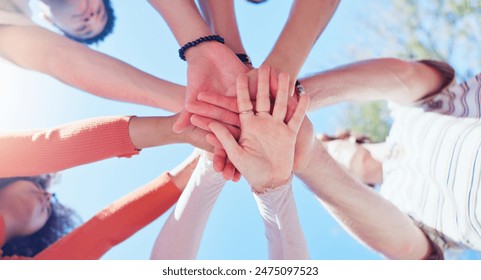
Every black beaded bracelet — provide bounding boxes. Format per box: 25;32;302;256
236;53;252;65
178;35;225;61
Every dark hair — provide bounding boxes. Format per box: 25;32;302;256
63;0;116;45
0;175;81;258
319;129;373;144
246;0;268;4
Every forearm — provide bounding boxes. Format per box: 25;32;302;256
253;182;309;260
198;0;247;54
128;115;185;149
148;0;212;46
151;154;226;259
301;58;445;110
295;140;431;259
263;0;339;85
0;25;185;112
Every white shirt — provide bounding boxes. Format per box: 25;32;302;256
380;65;481;254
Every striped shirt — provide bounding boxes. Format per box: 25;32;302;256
415;60;481;119
380;61;481;256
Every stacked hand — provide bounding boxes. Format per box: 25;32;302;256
173;42;249;181
207;66;309;192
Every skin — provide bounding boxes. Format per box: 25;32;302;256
209;67;309;192
197;58;445;179
0;114;216;178
127;114;213;152
42;0;107;40
293;129;432;259
323;139;383;185
285;58;450;259
148;0;248;134
194;0;339;176
0;180;52;241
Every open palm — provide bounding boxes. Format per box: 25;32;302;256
209;66;309;192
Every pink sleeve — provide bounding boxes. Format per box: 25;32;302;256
0;116;139;177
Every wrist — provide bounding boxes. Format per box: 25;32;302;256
262;55;301;81
181;36;225;62
261;61;300;95
250;173;293;194
295;139;326;178
167;114;187;144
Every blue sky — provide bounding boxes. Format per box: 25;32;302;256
0;0;415;260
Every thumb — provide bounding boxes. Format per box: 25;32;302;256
172;111;192;133
208;121;244;165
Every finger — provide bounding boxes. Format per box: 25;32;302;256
287;94;310;134
269;67;279;97
209;121;244;166
236;73;255;120
232;169;241;182
172;111;192;133
272;72;290;121
186;100;240;127
283;95;298;122
191;115;241;139
255;65;271;113
206;133;223;147
222;157;236;181
212;147;227;172
198;92;239;113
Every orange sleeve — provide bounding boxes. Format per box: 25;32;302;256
0;216;5;250
34;172;181;260
0;116;140;177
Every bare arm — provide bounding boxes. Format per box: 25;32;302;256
147;0;211;46
147;0;247;137
197;0;248;55
301;58;446;110
263;0;340;92
0;25;185;112
295;138;432;259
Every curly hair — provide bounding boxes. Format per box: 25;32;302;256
63;0;116;45
0;175;81;258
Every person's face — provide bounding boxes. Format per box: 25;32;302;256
324;139;373;180
0;180;52;237
48;0;108;40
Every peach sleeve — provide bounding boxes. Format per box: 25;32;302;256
0;217;5;249
34;173;181;260
0;116;139;177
